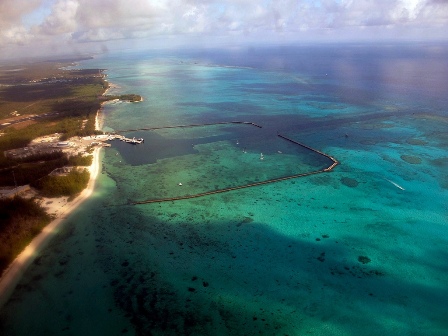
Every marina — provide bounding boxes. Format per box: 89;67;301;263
122;122;339;205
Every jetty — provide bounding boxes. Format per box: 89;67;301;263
114;121;263;133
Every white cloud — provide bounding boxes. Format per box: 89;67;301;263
0;0;447;59
38;0;79;35
0;0;42;27
3;26;33;46
0;0;41;46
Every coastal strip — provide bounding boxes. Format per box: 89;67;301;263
0;146;101;309
0;63;122;309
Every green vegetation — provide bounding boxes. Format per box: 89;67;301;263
0;62;99;268
67;153;93;166
0;60;107;182
0;63;104;120
0;58;93;84
0;74;106;152
0;197;51;273
32;169;90;197
0;156;67;186
0;58;141;274
0;153;91;187
103;94;142;102
10;151;64;164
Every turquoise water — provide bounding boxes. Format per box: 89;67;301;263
1;44;448;335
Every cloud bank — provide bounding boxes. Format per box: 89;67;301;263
1;0;447;59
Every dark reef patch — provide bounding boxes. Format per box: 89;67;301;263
430;157;448;168
330;264;383;278
400;155;422;164
358;256;371;264
237;217;254;227
317;252;326;262
341;177;359;188
406;138;428;146
110;266;276;335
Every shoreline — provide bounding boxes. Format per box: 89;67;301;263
0;126;103;309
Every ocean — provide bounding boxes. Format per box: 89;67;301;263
1;43;448;335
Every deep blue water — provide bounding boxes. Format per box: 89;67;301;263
1;43;448;335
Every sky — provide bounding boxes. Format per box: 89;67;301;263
1;0;448;60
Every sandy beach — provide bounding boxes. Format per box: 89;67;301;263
0;144;102;309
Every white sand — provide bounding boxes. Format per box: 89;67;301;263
0;146;102;309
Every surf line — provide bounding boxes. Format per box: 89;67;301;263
384;178;405;191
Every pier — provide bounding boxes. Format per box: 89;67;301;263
116;121;338;205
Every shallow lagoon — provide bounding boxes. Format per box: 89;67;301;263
1;44;448;335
